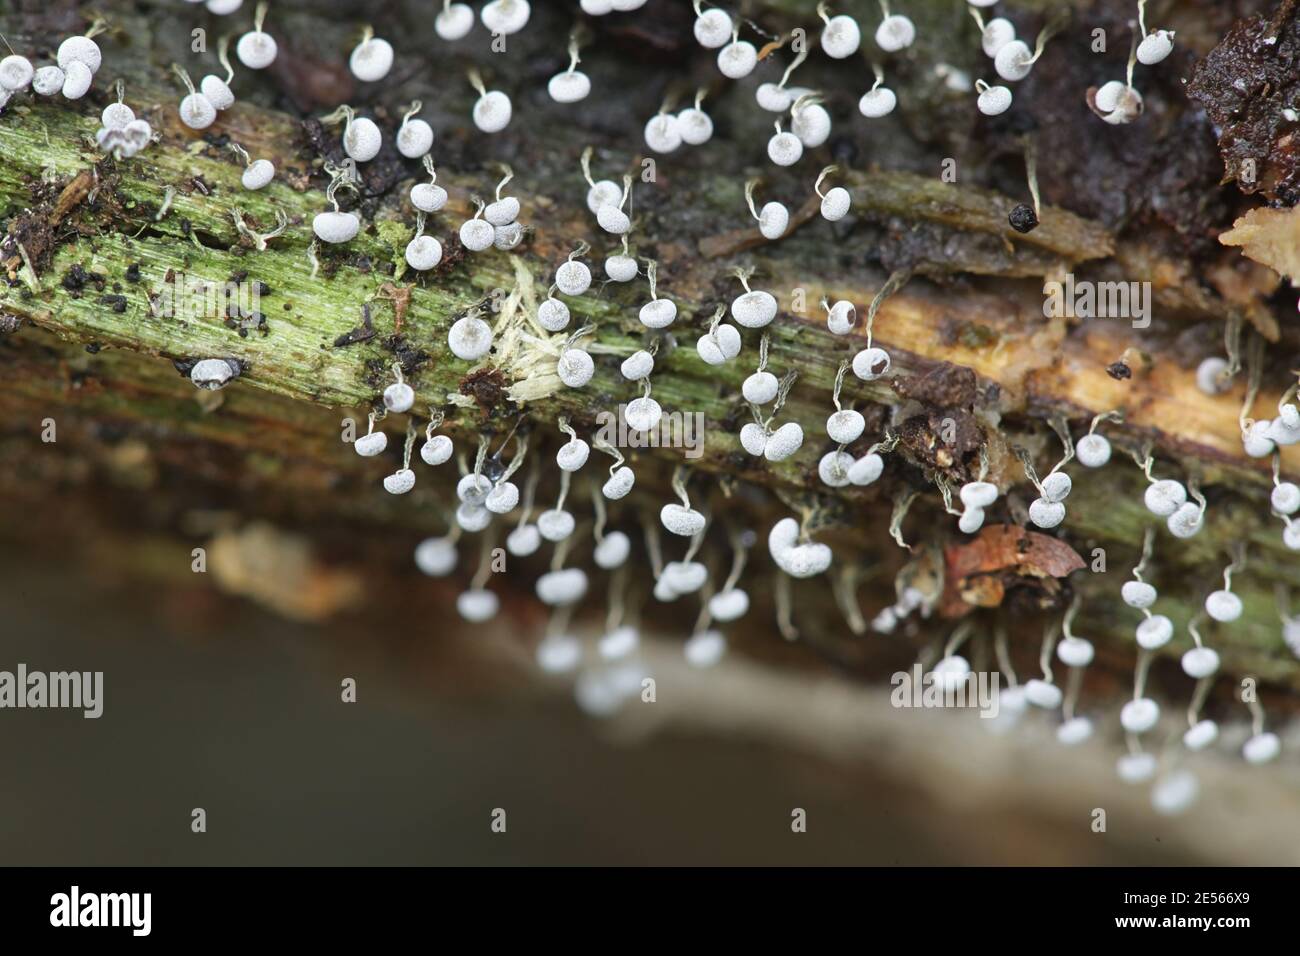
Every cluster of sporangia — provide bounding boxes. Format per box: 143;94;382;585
35;0;1290;801
0;24;156;158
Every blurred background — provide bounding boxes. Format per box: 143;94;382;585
2;520;1296;865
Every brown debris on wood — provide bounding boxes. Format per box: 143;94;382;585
1187;0;1300;204
940;525;1086;618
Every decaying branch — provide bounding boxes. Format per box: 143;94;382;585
1;0;1299;707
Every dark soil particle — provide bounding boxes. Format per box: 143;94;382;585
385;335;429;375
333;306;376;348
62;264;107;293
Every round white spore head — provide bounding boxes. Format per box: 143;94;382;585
709;588;750;622
236;28;278;70
1056;636;1095;668
852;346;891;381
415;537;458;576
743;371;779;405
457;588;499;622
1023;678;1062;709
411;183;448;213
694;9;732;49
593;530;631;570
626;396;662;434
601;466;636;500
644;113;682;153
731;290;778;328
826;409;865;445
767;130;803;167
354;432;387;457
818;451;855;487
485;481;520;515
849;453;884;486
481;0;531;35
555;260;592;296
1120;697;1160;734
1028;497;1065;529
1121;580;1157;609
58;36;102;74
241;159;275;191
1056;716;1093;746
994;39;1033;82
104;98;144;133
538;509;576;542
436;3;475;40
556;438;589;472
33;65;66;97
1180;646;1220;680
977;84;1012;116
536;634;582;674
473;90;512;133
1075;433;1111;468
677;107;714;145
763;422;803;462
1136;30;1174;66
349;36;394;82
875;15;915;53
1183;719;1218;752
660;503;706;538
383;468;416;495
538;298;571;333
447;316;493;360
1116;752;1156;784
821;14;861;58
820;186;852;221
981;19;1016;57
179;91;217;130
858;87;896;118
548;70;591;104
684;630;727;668
758;201;789;240
382;381;414;413
506;523;541;557
717;40;757;79
739;423;768;457
1136;614;1173;650
460;217;493;251
639;298;676;330
457;473;492;505
397;118;434;158
405;235;443;271
1205;589;1242;623
959;481;998;509
0;55;33;92
420;435;453;466
313;210;360;244
1242;732;1280;765
557;348;595;388
535;568;589;606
